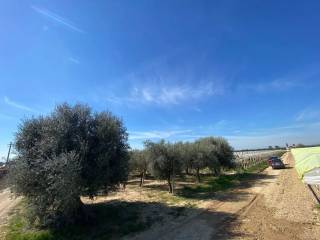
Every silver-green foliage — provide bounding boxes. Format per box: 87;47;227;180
10;103;129;227
145;140;182;193
129;149;149;186
144;137;234;184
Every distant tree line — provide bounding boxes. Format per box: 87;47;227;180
129;137;234;193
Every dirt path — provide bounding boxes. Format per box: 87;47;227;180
0;189;18;224
216;152;320;240
0;181;20;239
127;153;320;240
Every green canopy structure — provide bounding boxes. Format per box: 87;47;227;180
292;147;320;185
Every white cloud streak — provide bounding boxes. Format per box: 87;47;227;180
31;6;85;33
107;82;223;106
240;65;320;93
129;130;192;140
68;57;80;64
240;79;300;92
295;108;320;122
4;97;37;113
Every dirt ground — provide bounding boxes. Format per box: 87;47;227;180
0;177;20;239
216;152;320;240
1;153;319;240
123;152;320;240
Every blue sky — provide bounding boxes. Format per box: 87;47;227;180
1;0;320;159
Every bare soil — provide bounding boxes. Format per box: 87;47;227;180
0;177;20;239
1;153;319;240
122;153;320;240
216;152;320;240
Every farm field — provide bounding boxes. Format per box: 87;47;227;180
0;160;268;240
1;151;319;240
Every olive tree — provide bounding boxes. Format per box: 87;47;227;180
189;142;202;182
129;149;149;187
145;140;181;194
201;137;234;172
192;137;234;178
10;103;129;227
175;142;194;175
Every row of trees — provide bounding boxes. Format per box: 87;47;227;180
130;137;234;193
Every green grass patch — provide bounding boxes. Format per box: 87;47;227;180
5;161;270;240
5;201;151;240
245;161;269;173
179;174;240;198
179;160;269;199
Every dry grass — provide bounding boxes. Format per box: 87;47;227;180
82;178;201;208
5;162;269;240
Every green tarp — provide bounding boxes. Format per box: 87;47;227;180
292;147;320;179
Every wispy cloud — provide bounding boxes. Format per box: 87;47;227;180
106;82;223;107
128;120;320;150
239;65;320;93
4;96;37;113
210;120;229;130
134;83;220;105
68;57;80;64
240;79;301;92
295;108;320;122
128;121;234;148
97;50;226;107
31;6;85;33
129;130;192;140
225;121;320;149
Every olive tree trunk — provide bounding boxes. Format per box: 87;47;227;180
139;170;146;187
196;167;201;183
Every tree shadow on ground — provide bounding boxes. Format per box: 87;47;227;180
126;204;250;240
7;199;249;240
283;165;294;169
142;172;276;202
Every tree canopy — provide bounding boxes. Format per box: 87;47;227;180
10;103;129;227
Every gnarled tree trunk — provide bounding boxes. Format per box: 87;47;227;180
139;170;146;187
167;176;173;193
196;167;201;183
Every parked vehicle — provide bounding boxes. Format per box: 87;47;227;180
271;159;285;169
267;156;280;166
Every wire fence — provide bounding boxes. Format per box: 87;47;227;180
234;150;285;169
